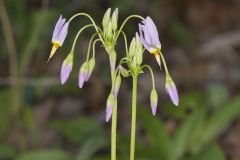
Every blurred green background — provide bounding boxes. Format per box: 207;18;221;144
0;0;240;159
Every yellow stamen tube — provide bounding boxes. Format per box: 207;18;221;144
47;43;59;63
154;54;161;69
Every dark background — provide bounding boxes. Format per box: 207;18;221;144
0;0;240;159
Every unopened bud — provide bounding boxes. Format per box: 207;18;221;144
102;8;111;27
129;37;136;57
78;62;89;88
86;58;95;81
111;8;118;31
106;93;115;122
60;53;73;84
150;88;158;115
165;75;179;106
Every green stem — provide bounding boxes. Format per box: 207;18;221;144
111;102;117;160
142;65;155;89
109;48;117;160
70;24;94;52
115;15;144;40
86;33;97;61
120;31;128;55
92;39;101;59
159;52;169;76
68;13;104;42
130;76;138;160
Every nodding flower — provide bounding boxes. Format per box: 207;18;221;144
48;15;69;62
139;17;161;66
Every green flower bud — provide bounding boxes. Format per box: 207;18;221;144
111;8;118;31
86;58;95;81
129;37;136;57
102;8;111;27
106;22;113;40
132;56;137;68
150;88;158;115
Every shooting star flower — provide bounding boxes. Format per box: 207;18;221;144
139;17;161;66
48;15;69;62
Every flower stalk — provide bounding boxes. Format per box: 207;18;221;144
130;76;138;160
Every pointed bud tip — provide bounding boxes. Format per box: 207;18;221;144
151;106;157;116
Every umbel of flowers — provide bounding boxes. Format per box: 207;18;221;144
48;9;179;160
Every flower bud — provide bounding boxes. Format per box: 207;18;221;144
102;8;111;27
132;56;137;68
129;37;136;57
60;53;73;84
106;93;115;122
111;8;118;31
119;65;130;77
109;50;117;75
86;58;95;81
150;88;158;115
78;62;89;88
165;75;179;106
106;22;113;40
113;74;121;98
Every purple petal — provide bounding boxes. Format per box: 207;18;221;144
52;15;63;41
142;25;151;45
57;22;69;45
145;17;161;48
60;61;72;84
165;83;179;106
139;24;150;51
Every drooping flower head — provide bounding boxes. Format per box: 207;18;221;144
48;15;69;62
139;17;161;66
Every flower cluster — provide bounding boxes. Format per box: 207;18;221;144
48;9;180;160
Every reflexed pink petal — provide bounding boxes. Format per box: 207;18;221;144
145;17;161;47
52;15;62;41
58;22;69;45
